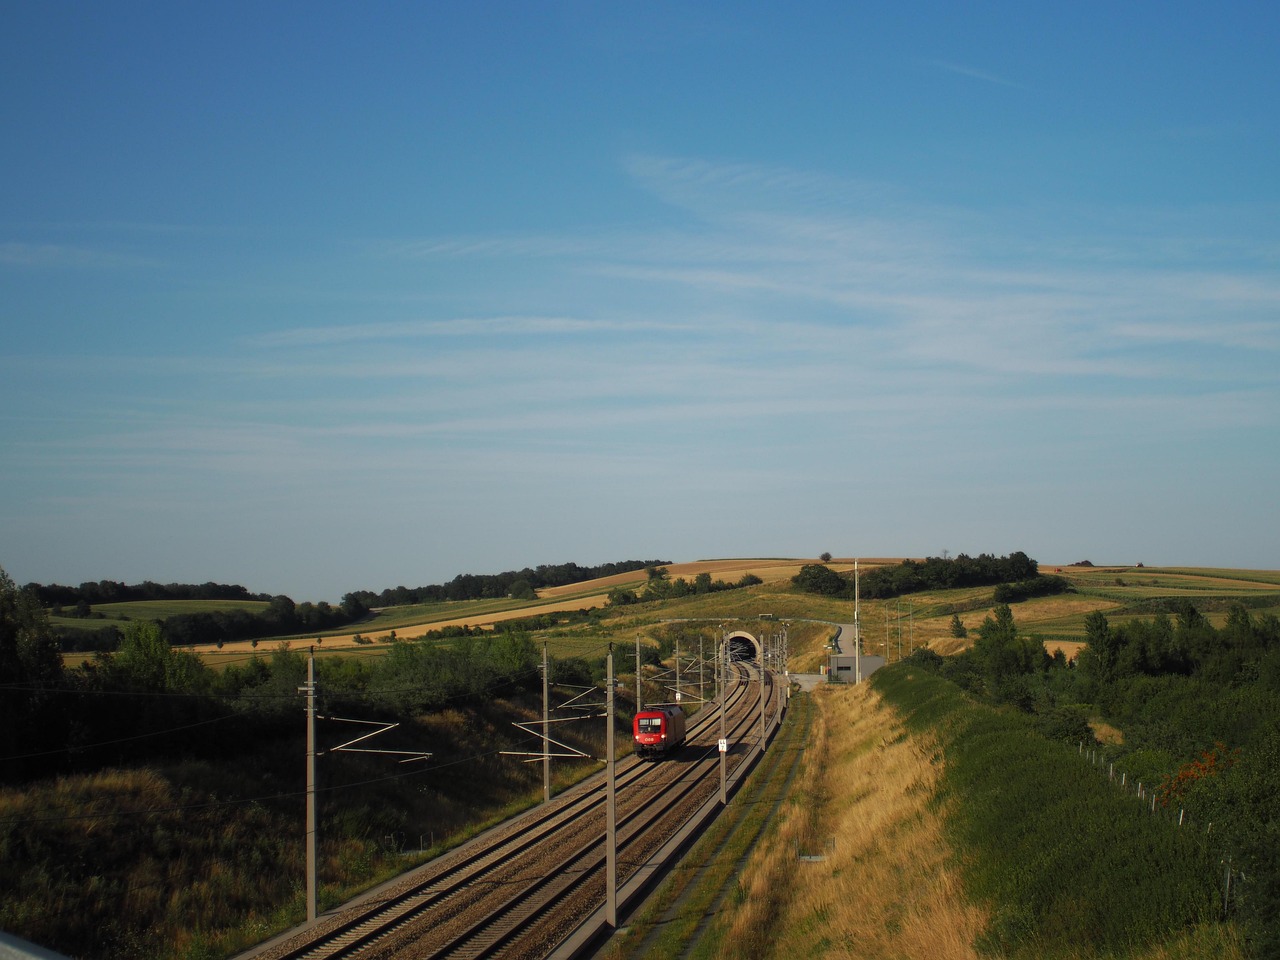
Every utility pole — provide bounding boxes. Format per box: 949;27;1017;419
699;636;705;706
302;649;318;924
606;644;617;926
675;638;681;705
759;639;766;752
775;630;784;727
542;642;550;804
719;634;727;805
635;634;643;714
854;559;862;684
783;625;790;706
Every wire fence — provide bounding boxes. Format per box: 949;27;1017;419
1076;740;1245;919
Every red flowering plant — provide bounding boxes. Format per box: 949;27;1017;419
1156;741;1240;808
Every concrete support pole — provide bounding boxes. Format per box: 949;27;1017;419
719;637;727;805
854;559;862;683
542;641;551;804
606;645;617;926
304;650;317;923
635;634;643;714
675;639;681;705
759;645;766;751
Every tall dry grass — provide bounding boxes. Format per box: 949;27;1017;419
707;682;986;960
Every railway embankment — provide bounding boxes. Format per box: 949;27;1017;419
624;665;1247;960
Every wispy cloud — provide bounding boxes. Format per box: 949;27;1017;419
0;241;156;269
247;315;659;348
920;58;1031;90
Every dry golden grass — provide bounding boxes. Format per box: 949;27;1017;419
707;682;986;960
1090;719;1125;747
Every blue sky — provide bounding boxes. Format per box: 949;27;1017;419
3;2;1278;601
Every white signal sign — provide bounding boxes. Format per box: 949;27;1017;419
718;738;728;753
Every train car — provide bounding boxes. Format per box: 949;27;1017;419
633;706;686;760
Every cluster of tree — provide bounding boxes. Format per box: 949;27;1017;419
160;594;364;647
908;600;1280;952
24;579;268;607
491;607;602;633
992;574;1070;603
791;552;1046;600
605;566;762;606
344;559;671;608
50;594;371;652
860;552;1040;598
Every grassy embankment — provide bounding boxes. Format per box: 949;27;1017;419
678;667;1247;960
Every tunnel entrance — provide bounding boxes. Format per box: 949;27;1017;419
724;631;762;664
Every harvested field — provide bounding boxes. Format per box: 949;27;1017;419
1044;639;1085;661
535;557;893;599
187;595;613;653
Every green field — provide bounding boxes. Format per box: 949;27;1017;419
48;598;270;630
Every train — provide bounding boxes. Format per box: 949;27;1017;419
632;705;687;760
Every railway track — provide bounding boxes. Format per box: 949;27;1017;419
247;663;781;960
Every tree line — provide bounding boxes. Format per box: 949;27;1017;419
791;551;1060;601
343;558;671;608
25;578;269;607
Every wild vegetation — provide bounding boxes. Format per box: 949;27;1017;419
904;597;1280;957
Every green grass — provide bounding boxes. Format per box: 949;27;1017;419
873;665;1222;959
1054;567;1280;600
48;599;270;630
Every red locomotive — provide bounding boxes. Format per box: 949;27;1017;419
633;706;687;760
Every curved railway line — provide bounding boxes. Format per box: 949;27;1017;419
245;661;785;960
